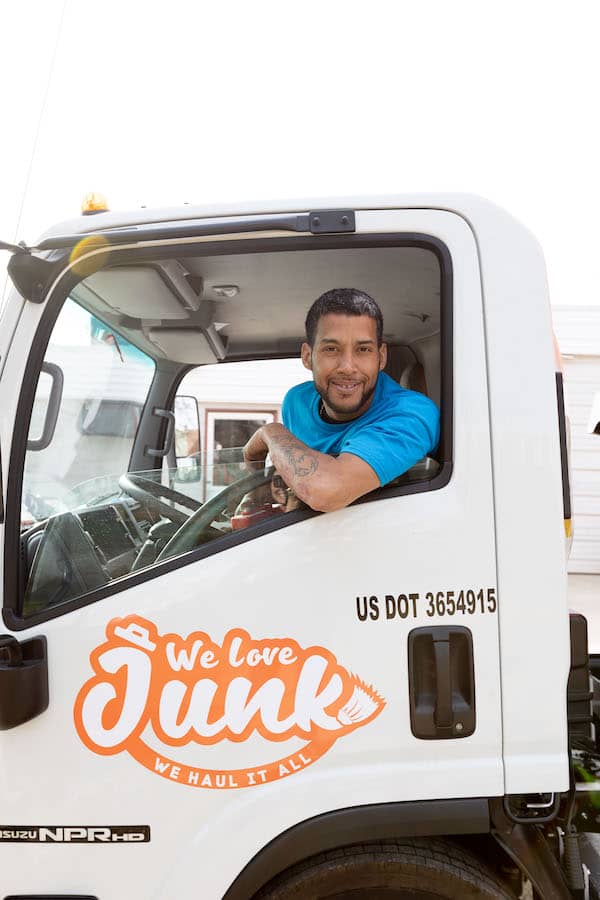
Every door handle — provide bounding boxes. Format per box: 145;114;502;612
146;408;175;459
0;634;48;729
408;626;476;739
432;638;453;728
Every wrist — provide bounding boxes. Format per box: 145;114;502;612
244;451;266;463
244;425;268;462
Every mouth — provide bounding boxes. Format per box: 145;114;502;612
331;381;362;396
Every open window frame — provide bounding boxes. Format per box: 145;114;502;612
3;231;453;630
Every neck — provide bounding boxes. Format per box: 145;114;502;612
319;398;365;424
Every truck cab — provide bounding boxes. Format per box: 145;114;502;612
0;196;588;899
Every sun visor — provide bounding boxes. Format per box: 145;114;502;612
147;327;226;364
85;261;202;320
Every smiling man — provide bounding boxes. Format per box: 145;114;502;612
243;288;440;513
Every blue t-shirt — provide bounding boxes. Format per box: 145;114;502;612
282;372;440;486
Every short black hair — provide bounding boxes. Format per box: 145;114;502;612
304;288;384;347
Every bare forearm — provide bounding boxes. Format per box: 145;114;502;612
261;424;323;488
245;423;369;512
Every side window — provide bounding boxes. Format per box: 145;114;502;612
16;242;445;623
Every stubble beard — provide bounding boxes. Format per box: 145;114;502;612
318;381;377;421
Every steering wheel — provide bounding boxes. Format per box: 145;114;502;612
118;473;201;526
156;466;274;563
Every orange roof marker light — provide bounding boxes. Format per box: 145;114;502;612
81;192;109;215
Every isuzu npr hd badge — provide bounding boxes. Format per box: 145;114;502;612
74;615;385;789
0;825;150;843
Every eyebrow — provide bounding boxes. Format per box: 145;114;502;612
318;338;377;346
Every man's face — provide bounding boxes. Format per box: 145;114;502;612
301;313;387;421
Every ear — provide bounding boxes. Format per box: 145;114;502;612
378;342;388;371
301;342;313;371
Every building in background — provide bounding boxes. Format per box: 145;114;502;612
553;305;600;644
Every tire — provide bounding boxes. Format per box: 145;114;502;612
254;838;516;899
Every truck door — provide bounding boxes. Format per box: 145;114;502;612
0;208;501;900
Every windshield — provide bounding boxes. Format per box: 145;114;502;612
22;297;156;527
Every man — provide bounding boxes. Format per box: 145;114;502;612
243;288;440;513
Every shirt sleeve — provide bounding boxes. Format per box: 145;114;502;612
281;387;294;430
339;393;440;485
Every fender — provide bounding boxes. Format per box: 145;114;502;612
223;798;490;899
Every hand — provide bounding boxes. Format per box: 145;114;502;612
234;483;273;515
243;426;269;470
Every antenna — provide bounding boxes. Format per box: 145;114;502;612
1;0;68;308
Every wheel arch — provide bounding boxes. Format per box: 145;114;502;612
222;799;491;900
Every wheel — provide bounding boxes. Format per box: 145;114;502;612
118;473;201;525
254;839;516;899
155;466;274;562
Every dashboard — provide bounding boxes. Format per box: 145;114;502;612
78;501;146;576
21;497;160;616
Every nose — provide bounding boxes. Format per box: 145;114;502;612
337;349;356;373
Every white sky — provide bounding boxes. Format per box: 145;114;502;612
1;0;599;311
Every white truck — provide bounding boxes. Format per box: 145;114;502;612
0;195;596;899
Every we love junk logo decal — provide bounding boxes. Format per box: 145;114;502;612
74;615;385;789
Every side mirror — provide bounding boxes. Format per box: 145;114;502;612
588;392;600;435
173;395;201;483
27;362;64;451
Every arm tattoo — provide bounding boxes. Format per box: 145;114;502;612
274;432;319;478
